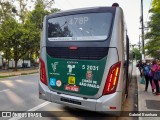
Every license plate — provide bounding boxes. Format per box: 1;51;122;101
65;85;79;92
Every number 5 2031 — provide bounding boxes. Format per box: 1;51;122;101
82;65;99;71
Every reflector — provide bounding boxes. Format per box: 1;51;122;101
40;58;48;85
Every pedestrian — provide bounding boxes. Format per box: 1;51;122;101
137;60;143;77
158;61;160;87
158;61;160;70
143;62;152;91
148;63;155;93
150;60;160;95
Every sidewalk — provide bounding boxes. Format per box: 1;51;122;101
137;67;160;120
0;68;39;78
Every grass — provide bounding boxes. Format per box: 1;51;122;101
0;71;38;79
20;71;38;75
0;75;16;78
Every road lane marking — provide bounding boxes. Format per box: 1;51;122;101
8;101;50;120
28;101;50;111
0;89;10;93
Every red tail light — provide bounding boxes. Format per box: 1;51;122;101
69;46;78;50
39;58;48;85
103;62;121;95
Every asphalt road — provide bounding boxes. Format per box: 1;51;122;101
0;65;138;120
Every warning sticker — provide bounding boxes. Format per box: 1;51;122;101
65;85;79;92
68;76;76;85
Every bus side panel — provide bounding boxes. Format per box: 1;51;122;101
39;80;51;101
39;16;51;101
97;48;119;96
114;8;126;106
96;8;125;101
96;92;122;111
40;16;47;48
104;7;125;107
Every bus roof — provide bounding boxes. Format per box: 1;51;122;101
47;6;117;19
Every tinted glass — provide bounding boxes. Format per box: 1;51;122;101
47;13;112;41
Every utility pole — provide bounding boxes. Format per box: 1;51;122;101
141;0;145;60
138;35;142;51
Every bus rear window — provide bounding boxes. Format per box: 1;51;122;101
47;13;113;41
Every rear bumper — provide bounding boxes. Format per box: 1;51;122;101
39;82;122;113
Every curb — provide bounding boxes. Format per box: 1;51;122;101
136;67;143;120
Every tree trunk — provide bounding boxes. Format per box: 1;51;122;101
14;46;18;71
14;59;18;71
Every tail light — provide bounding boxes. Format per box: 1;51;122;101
69;46;78;50
103;62;121;95
39;58;48;85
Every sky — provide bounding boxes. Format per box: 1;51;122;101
52;0;152;45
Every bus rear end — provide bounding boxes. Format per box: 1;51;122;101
39;6;126;115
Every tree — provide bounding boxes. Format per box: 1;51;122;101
145;0;160;58
16;0;28;24
0;0;35;70
132;48;141;60
0;1;16;23
0;1;17;65
26;0;60;62
0;0;60;70
0;18;37;70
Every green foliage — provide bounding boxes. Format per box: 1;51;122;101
152;0;160;12
145;0;160;58
50;8;61;13
0;18;17;60
132;48;141;60
0;0;60;70
0;1;16;22
26;0;60;61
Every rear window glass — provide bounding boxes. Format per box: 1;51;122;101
47;13;113;41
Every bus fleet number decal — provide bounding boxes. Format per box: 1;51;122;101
82;65;99;71
69;17;88;25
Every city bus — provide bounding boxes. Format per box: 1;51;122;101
39;3;133;116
